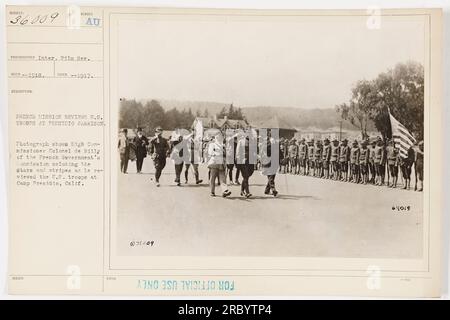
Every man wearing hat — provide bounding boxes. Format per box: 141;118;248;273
298;138;307;175
279;137;287;174
339;139;350;181
399;144;415;190
314;139;323;177
373;137;385;186
369;140;377;184
349;140;360;183
118;128;130;174
322;138;331;179
415;141;424;191
261;133;279;197
169;131;187;187
330;138;340;180
359;140;370;184
149;126;170;187
133;127;149;174
288;138;299;174
307;139;315;176
386;139;399;188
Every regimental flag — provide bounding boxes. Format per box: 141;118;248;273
389;110;416;158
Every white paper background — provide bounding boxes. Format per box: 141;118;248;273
0;0;449;299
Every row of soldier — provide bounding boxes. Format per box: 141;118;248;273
278;137;424;191
118;128;424;196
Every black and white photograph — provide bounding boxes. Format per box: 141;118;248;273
115;13;426;259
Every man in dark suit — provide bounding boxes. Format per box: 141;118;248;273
149;126;170;187
133;128;149;174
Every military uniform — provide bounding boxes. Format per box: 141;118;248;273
288;140;298;174
330;140;340;180
307;141;315;175
369;142;376;183
399;147;415;190
339;140;350;181
373;140;385;186
322;139;331;179
415;141;424;191
350;141;360;183
359;142;370;184
386;142;399;188
298;140;308;175
314;141;323;177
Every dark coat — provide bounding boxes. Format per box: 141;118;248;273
133;135;149;159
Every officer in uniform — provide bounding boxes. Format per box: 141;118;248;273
149;126;170;187
386;139;399;188
298;138;307;175
359;140;370;184
322;138;331;179
339;139;350;181
349;140;360;183
330;138;340;180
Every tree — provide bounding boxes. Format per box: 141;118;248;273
164;108;181;130
372;62;424;139
336;61;424;140
234;107;244;120
216;103;245;120
119;98;143;129
142;100;165;133
217;106;227;118
335;80;377;139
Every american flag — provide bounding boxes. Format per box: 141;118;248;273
389;111;416;158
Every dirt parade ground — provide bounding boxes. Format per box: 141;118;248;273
117;159;423;259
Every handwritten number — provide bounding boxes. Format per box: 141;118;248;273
10;15;21;24
50;12;59;23
39;15;48;24
10;12;59;25
20;15;29;25
31;15;40;24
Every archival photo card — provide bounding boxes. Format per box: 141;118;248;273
6;6;443;296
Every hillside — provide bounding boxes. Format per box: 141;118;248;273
138;98;375;132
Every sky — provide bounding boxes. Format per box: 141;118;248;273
117;14;426;109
